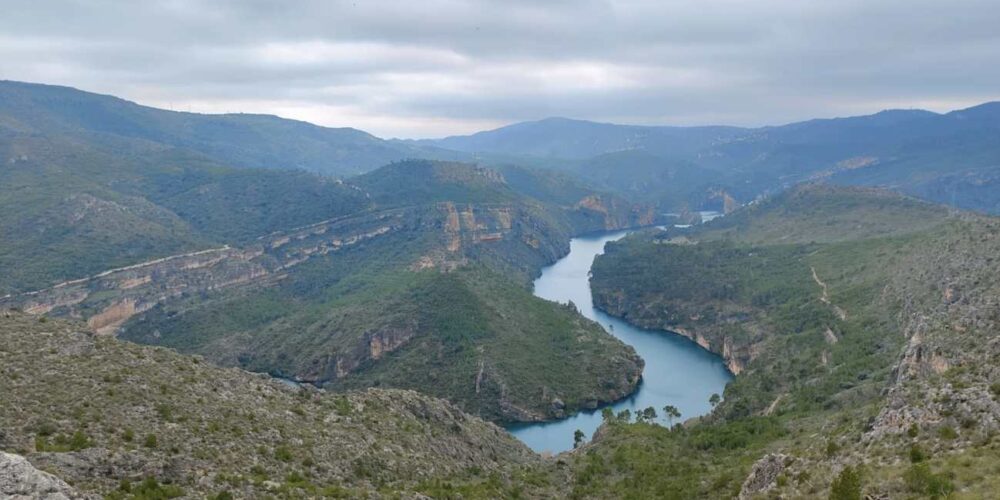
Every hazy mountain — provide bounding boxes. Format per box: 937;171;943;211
421;105;1000;214
0;80;460;177
419;116;743;160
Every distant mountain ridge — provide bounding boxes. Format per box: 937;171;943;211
5;79;999;214
416;116;743;159
0;80;462;176
418;103;1000;214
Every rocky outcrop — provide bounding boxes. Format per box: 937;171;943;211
425;201;568;276
865;215;1000;441
575;195;655;230
738;453;790;499
0;452;91;500
591;298;750;377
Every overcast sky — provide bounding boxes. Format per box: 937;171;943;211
2;0;999;138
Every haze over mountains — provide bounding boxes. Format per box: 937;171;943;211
421;104;1000;214
5;80;999;215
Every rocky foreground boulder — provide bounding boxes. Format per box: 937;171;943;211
0;452;91;499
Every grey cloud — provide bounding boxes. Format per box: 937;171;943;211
0;0;998;137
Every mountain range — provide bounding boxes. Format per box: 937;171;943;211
421;105;1000;214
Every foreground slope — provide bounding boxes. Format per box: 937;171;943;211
553;185;1000;498
0;313;536;498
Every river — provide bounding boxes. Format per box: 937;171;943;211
506;229;733;454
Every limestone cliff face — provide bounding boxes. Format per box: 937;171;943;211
0;208;411;334
574;195;656;231
424;201;569;278
708;189;739;214
592;294;754;376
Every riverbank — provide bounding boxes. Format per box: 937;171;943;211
507;231;732;454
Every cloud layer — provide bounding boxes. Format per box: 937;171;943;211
2;0;999;137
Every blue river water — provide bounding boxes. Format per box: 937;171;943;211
506;230;733;454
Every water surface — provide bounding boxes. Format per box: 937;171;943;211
507;231;732;454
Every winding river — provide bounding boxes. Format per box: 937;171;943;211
507;229;733;454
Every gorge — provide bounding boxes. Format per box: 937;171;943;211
509;230;732;453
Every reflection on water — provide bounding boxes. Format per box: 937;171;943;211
507;231;732;454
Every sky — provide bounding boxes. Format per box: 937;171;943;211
1;0;999;138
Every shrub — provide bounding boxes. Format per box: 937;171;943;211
333;397;352;416
908;444;926;463
904;463;954;497
825;440;840;457
274;445;294;462
937;426;958;440
155;404;174;422
144;434;158;448
829;466;862;500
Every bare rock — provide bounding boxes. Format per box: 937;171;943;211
0;452;92;499
738;453;790;500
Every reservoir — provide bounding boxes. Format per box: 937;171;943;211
507;230;733;454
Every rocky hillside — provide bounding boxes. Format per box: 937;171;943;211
571;185;1000;497
0;312;537;498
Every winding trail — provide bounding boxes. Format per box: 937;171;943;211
811;266;847;320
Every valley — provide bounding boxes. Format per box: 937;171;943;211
2;79;1000;499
